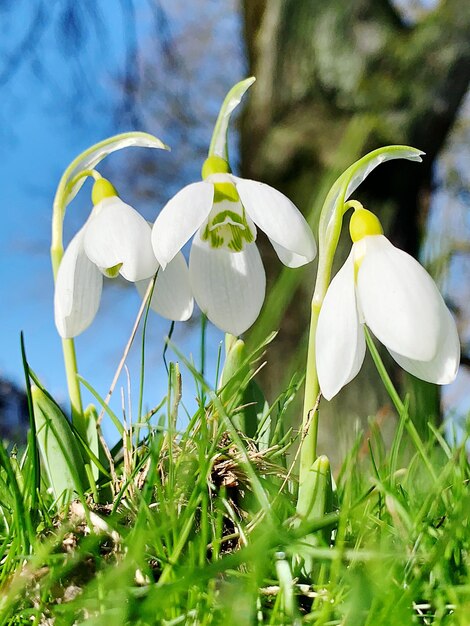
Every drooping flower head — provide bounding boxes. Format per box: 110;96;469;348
54;177;193;338
151;78;317;336
316;205;460;400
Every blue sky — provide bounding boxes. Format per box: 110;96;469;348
0;1;242;441
1;1;468;443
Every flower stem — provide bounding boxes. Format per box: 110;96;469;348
61;338;86;438
297;202;354;507
296;147;424;511
50;170;101;439
298;302;320;475
297;228;345;502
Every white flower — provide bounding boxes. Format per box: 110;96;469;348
151;156;316;335
316;208;460;400
54;180;193;338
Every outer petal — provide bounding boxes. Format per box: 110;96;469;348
152;182;214;268
357;235;442;361
233;177;316;267
135;252;194;322
316;250;366;400
388;304;460;384
84;197;158;281
189;235;266;335
54;228;103;338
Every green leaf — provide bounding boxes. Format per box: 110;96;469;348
20;332;40;513
84;404;100;482
32;385;87;502
296;455;334;521
208;77;256;160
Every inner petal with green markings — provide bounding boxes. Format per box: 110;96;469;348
201;182;256;252
100;262;123;278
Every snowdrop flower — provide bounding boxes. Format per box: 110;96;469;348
316;206;460;400
151;155;316;335
54;178;193;338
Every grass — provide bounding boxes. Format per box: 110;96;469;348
0;329;469;626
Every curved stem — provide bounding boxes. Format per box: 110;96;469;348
51;132;168;433
298;302;320;473
296;146;423;511
61;338;86;437
297;202;352;505
51;169;101;437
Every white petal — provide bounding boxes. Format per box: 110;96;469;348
54;229;103;338
357;235;442;361
233;177;316;267
316;251;366;400
388;304;460;384
270;241;311;268
135;252;194;322
152;182;214;268
84;197;158;281
189;235;266;335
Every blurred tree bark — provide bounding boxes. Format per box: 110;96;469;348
241;0;470;464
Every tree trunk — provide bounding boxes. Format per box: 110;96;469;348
241;0;470;465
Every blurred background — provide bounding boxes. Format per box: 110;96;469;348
0;0;469;462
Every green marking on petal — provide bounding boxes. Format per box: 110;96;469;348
228;224;244;252
102;263;123;278
201;204;255;251
211;209;244;227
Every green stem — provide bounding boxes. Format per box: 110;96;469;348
51;132;167;433
62;338;86;438
200;314;207;406
298;302;320;475
297;206;350;501
297;202;362;509
296;147;423;510
50;170;100;438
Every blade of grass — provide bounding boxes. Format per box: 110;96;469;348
363;327;437;482
19;332;40;516
138;270;158;421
